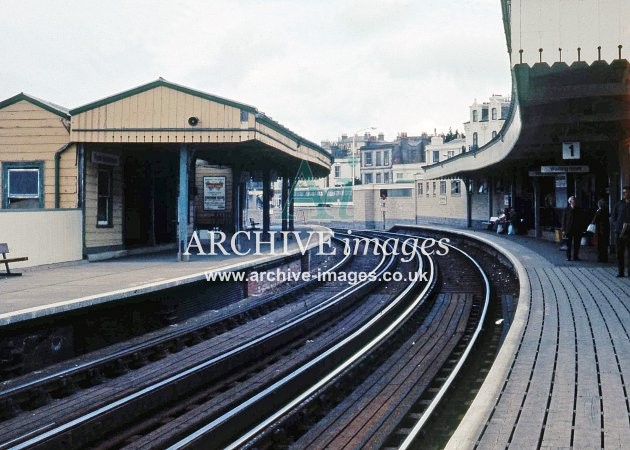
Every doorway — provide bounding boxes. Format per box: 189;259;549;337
123;151;178;248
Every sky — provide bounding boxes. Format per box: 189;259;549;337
0;0;511;144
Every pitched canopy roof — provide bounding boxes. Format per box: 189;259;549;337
69;78;327;157
0;93;70;119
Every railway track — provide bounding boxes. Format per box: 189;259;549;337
0;239;350;420
0;234;400;449
0;229;516;449
185;229;491;450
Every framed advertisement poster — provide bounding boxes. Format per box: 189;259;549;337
203;176;226;210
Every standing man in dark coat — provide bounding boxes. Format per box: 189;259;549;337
562;196;584;261
611;186;630;277
591;198;610;263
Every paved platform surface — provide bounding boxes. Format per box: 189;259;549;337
0;227;330;325
424;228;630;449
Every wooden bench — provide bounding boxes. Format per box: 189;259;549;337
0;243;28;276
247;218;260;230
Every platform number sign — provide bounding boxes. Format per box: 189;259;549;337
562;142;580;160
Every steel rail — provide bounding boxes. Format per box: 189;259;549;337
367;229;491;450
0;237;352;401
3;236;392;450
168;235;432;449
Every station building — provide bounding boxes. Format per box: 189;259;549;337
0;79;331;266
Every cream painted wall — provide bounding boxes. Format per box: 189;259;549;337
0;209;82;268
511;0;630;65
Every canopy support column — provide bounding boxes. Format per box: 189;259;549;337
263;169;271;234
281;172;289;232
177;145;190;261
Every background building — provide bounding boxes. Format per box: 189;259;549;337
360;132;429;184
319;131;384;187
464;94;511;151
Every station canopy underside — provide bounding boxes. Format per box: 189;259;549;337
82;140;327;180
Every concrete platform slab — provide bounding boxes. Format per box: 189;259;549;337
0;226;331;326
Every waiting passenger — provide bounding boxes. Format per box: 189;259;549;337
591;198;610;263
496;208;509;234
561;196;584;261
508;208;520;235
611;186;630;277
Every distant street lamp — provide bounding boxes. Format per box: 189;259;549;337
351;126;376;186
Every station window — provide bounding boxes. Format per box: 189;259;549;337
384;150;390;166
426;182;429;197
481;107;489;121
97;166;113;227
492;130;497;139
364;152;373;166
492;108;497;120
2;161;44;209
433;151;440;163
440;181;447;195
472;110;478;122
451;180;461;196
376;173;382;183
375;152;382;166
432;181;436;196
447;150;454;159
383;172;390;183
334;165;341;178
364;173;373;184
240;110;249;122
418;183;423;195
473;132;478;148
387;188;412;197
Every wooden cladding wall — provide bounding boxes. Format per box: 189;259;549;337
0;101;77;209
70;86;329;172
84;151;123;250
71;86;255;144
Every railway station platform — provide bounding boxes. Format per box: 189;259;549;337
404;225;629;449
0;226;331;326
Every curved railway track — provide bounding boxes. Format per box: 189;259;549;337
0;240;351;420
183;229;491;450
0;228;517;449
0;234;400;449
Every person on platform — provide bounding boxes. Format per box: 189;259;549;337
611;186;630;277
496;208;509;234
562;196;584;261
591;198;610;263
509;208;520;235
